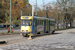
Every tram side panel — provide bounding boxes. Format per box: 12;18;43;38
44;19;46;33
50;20;55;34
46;19;48;33
48;20;50;33
36;18;44;34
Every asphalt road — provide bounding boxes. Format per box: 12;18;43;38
0;28;75;50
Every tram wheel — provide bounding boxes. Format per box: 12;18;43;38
22;34;28;37
52;31;55;34
46;31;48;33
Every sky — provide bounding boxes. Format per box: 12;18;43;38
29;0;56;6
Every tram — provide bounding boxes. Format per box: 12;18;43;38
21;16;55;37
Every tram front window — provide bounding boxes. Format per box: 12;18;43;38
21;20;32;26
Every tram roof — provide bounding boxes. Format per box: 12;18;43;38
21;16;55;20
50;19;55;21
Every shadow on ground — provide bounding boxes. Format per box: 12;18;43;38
0;41;7;44
31;32;61;39
53;33;61;35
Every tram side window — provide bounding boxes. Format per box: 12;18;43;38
42;20;43;25
37;20;39;25
37;20;40;25
41;20;42;25
50;21;55;25
36;20;44;25
37;20;43;25
39;20;40;25
39;20;41;25
40;20;43;25
43;20;44;25
42;20;44;25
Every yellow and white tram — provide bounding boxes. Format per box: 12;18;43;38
21;16;55;37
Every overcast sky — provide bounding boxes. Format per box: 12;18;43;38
29;0;56;6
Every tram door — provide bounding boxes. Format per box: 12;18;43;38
49;20;50;32
33;19;37;34
44;19;46;33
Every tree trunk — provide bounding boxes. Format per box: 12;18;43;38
5;12;8;28
66;20;68;28
70;21;72;27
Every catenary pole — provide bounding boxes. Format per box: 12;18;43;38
32;0;34;16
42;0;44;17
10;0;12;33
36;0;37;16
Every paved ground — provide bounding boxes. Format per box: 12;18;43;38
0;28;75;50
0;34;22;41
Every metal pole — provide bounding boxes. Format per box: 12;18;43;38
57;8;59;29
32;0;34;16
36;0;37;16
46;7;48;18
42;0;44;17
10;0;12;33
21;11;22;16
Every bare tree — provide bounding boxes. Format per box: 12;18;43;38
56;0;75;28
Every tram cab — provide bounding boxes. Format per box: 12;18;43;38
21;16;33;37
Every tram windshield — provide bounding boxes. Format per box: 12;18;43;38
21;20;32;26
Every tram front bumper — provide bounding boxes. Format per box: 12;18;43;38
20;32;30;35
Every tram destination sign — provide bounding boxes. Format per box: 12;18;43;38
25;17;29;19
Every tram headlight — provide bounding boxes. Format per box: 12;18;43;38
26;30;28;32
22;30;24;32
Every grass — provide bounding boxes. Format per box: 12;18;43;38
0;27;20;30
0;27;20;35
55;27;75;30
0;31;20;35
0;27;75;35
